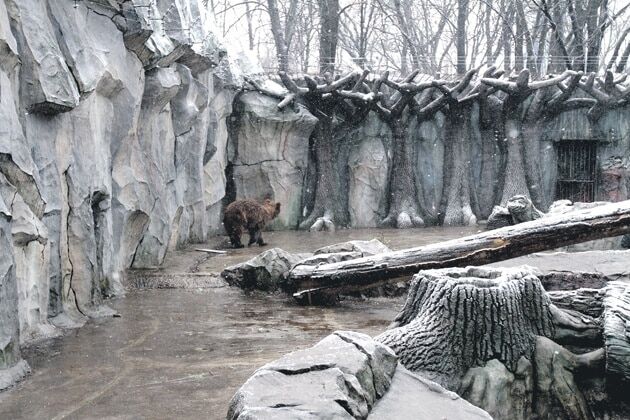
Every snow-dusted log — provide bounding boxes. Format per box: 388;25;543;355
602;281;630;382
290;199;630;301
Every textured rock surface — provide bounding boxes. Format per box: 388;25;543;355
370;364;492;420
204;75;236;233
0;0;227;388
347;115;390;227
228;330;493;420
221;248;310;291
0;193;21;380
228;91;318;229
227;331;398;420
460;358;534;420
222;240;390;293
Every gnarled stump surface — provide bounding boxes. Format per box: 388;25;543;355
376;267;555;388
375;266;627;420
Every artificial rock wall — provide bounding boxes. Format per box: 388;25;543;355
227;91;630;229
0;0;235;388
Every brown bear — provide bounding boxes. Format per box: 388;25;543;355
223;199;281;248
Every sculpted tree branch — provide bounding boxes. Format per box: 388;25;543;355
432;68;483;226
579;70;630;122
370;71;447;228
481;69;575;207
247;70;380;231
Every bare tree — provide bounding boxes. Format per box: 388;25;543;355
338;0;377;68
318;0;340;73
456;0;469;74
266;0;298;72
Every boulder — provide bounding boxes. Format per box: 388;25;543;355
459;358;533;420
370;365;492;420
487;195;543;230
228;331;398;420
228;330;493;420
221;248;311;292
223;240;391;293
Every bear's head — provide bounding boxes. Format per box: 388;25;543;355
263;199;281;220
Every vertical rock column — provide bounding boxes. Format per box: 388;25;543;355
0;196;30;390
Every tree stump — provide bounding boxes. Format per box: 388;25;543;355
376;267;555;388
374;266;625;419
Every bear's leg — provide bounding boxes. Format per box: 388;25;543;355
229;228;244;248
256;231;267;246
247;228;257;246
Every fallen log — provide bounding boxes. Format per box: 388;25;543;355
289;200;630;301
602;281;630;383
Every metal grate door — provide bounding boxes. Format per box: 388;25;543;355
556;140;597;202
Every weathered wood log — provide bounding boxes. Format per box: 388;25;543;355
602;281;630;382
290;200;630;301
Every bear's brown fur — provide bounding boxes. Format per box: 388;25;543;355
223;199;281;248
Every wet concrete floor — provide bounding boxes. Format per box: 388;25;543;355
0;227;480;420
1;227;627;419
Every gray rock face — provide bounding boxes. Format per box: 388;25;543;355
204;75;236;233
228;331;493;420
347;115;390;227
228;91;318;229
227;331;398;420
0;194;20;375
5;0;80;114
370;364;492;420
0;0;227;387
